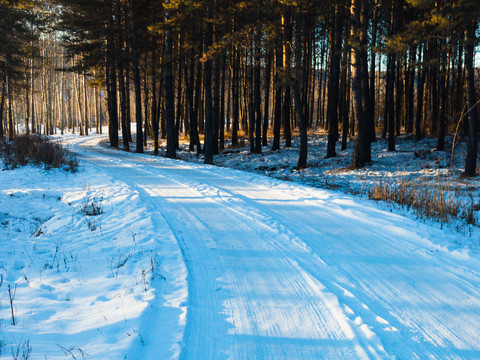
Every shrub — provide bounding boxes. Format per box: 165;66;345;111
0;135;78;172
80;196;104;216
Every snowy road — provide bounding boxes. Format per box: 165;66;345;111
68;135;480;360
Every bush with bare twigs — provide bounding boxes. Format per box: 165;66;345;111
0;135;78;172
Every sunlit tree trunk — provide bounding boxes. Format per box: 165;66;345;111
351;0;371;168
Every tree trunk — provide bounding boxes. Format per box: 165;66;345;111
193;51;203;152
107;1;119;148
368;0;379;143
386;52;396;151
123;59;132;142
262;49;272;146
186;46;200;153
326;4;344;158
30;55;36;134
119;63;129;151
203;0;214;164
83;72;89;135
293;78;307;169
351;0;371;168
213;54;221;154
165;0;176;158
386;0;398;151
437;43;447;151
143;59;150;147
151;38;159;155
272;31;283;151
454;42;465;135
464;19;478;177
0;82;5;139
26;63;30;135
254;34;262;154
128;0;143;153
282;11;292;148
248;49;255;153
219;53;226;150
340;8;351;151
232;48;240;146
416;44;426;141
176;33;184;150
405;46;416;133
94;81;100;134
429;39;439;137
5;52;14;141
395;56;403;136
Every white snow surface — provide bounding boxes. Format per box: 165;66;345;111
1;132;480;359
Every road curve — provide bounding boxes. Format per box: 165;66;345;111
67;135;480;360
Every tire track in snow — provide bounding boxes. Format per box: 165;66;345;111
112;162;372;359
130;160;395;360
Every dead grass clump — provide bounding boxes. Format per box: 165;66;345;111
1;135;78;172
367;176;477;225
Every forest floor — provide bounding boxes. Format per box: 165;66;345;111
0;131;480;359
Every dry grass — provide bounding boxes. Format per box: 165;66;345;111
0;135;78;172
367;175;477;225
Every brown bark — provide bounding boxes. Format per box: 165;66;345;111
464;19;478;177
128;0;143;153
351;0;371;168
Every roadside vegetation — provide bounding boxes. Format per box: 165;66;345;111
0;135;78;172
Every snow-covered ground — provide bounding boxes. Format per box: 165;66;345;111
147;131;478;237
0;137;187;359
1;131;480;359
